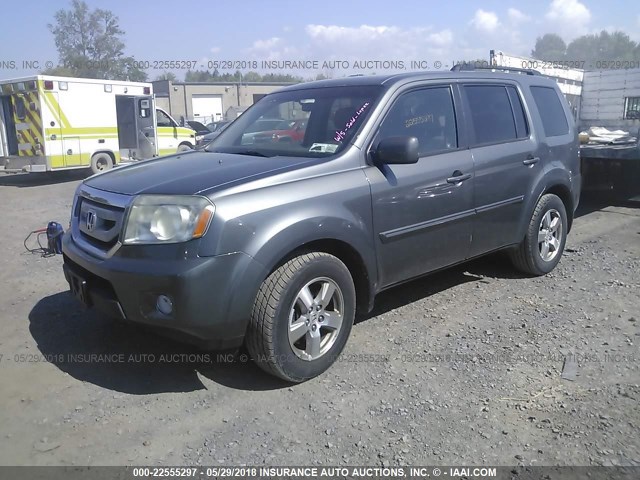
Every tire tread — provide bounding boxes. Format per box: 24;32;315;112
246;252;329;380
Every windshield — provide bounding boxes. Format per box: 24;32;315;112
205;85;383;158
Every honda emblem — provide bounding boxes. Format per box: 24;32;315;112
86;210;97;231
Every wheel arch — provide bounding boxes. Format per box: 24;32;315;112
518;169;575;241
265;238;375;317
544;183;574;231
91;150;116;165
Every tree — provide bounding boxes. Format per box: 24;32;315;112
45;0;146;81
565;30;639;64
531;30;639;66
531;34;567;61
154;72;177;82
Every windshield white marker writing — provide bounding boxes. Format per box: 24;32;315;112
334;102;370;142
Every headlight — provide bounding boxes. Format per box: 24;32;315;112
195;135;204;142
123;195;215;244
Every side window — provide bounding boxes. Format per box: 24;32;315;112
530;86;569;137
507;86;529;139
156;109;173;127
377;87;458;157
464;85;517;145
14;95;26;120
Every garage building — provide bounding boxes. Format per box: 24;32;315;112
152;79;294;125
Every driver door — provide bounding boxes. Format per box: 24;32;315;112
366;85;475;288
156;108;178;155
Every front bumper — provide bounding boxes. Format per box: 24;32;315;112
62;232;266;349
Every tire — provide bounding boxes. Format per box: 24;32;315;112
246;252;356;382
177;143;192;152
90;153;113;175
509;193;568;276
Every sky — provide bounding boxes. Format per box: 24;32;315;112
0;0;639;80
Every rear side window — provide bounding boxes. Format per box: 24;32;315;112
464;85;517;145
530;86;569;137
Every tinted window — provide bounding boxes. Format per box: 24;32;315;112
14;96;26;120
530;86;569;137
464;85;516;145
507;86;529;138
377;87;458;156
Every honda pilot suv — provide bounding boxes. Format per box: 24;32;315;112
63;68;581;382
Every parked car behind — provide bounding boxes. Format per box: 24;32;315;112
253;119;307;144
195;122;232;147
185;120;210;136
206;121;231;132
63;69;580;382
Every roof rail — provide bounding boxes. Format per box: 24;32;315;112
450;63;541;76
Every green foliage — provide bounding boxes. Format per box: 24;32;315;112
154;72;178;82
566;31;639;62
532;30;639;65
44;0;147;81
531;34;567;61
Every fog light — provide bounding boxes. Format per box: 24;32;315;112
156;295;173;315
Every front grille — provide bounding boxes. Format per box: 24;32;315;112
71;185;132;258
78;197;125;249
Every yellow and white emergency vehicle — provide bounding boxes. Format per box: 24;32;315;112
0;75;196;174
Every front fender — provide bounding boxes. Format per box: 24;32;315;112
198;167;379;305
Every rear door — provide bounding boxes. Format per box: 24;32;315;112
460;83;539;256
42;90;64;168
0;94;18;156
366;85;474;287
115;95;157;158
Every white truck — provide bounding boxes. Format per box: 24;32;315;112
489;50;584;118
0;75;197;174
489;50;640;198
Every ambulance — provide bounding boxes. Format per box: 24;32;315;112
0;75;197;174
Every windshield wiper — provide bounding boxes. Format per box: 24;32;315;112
226;149;272;158
205;146;274;157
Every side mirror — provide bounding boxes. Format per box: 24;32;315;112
374;136;419;164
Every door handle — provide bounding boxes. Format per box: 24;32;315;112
523;156;540;166
446;172;472;184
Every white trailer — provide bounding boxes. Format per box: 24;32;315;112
579;68;640;131
490;50;584;118
0;75;196;174
578;69;640;198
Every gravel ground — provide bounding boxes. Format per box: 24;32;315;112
0;172;638;467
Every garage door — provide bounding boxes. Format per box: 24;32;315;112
191;95;223;123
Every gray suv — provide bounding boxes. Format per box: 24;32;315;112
63;69;581;382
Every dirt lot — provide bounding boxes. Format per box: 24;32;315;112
0;172;638;467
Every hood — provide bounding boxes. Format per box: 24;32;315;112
85;150;316;196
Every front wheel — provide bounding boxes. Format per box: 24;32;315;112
509;193;568;276
246;252;356;382
177;143;192;152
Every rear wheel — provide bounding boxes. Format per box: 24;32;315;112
509;193;567;275
90;153;113;175
246;252;356;382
